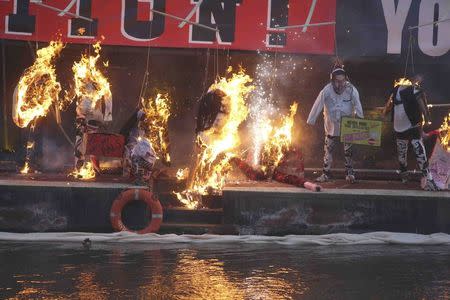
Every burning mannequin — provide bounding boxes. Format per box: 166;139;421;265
121;109;157;186
184;88;229;193
383;78;440;191
12;74;54;171
195;88;228;139
307;67;364;183
74;81;112;171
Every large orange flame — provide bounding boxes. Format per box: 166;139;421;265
175;68;254;208
63;42;112;112
69;162;96;180
440;113;450;152
140;93;172;164
20;161;31;174
260;102;298;175
394;78;413;87
12;41;63;128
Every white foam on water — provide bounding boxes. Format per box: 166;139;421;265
0;232;449;245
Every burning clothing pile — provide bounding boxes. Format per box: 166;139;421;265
175;68;319;209
69;42;113;174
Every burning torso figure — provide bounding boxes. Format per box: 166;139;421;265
74;81;112;170
384;78;440;191
195;88;228;144
122;93;171;186
122;110;157;186
11;41;64;172
188;88;233;195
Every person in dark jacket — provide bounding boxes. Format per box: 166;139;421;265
383;78;440;191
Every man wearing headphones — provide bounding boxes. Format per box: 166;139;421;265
307;67;364;183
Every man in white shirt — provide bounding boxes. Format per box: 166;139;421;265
307;68;364;183
383;79;440;191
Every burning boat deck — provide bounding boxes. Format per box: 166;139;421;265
0;173;448;235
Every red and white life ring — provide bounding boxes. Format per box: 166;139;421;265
110;189;163;234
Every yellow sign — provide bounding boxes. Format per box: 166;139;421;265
340;117;382;146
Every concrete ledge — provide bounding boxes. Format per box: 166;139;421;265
223;186;450;235
0;179;223;233
0;179;137;189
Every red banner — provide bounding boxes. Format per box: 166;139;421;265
0;0;335;54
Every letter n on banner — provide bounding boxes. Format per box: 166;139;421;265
190;0;242;44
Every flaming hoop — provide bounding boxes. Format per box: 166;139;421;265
12;41;64;129
12;41;64;174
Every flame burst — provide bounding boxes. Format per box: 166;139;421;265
176;69;254;208
176;168;189;181
394;78;413;87
63;42;112;111
20;162;31;174
69;162;96;180
260;103;298;175
19;141;35;174
140;93;172;164
440;113;450;152
13;41;63;128
248;53;277;167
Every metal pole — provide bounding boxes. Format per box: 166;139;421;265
150;8;219;32
34;2;93;22
1;40;9;150
178;0;203;28
273;21;336;30
428;103;450;108
409;17;450;30
35;3;217;32
302;0;318;33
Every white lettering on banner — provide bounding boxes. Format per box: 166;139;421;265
418;0;450;57
381;0;412;54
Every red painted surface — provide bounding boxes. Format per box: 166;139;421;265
0;0;336;54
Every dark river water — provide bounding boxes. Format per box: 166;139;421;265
0;241;449;299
